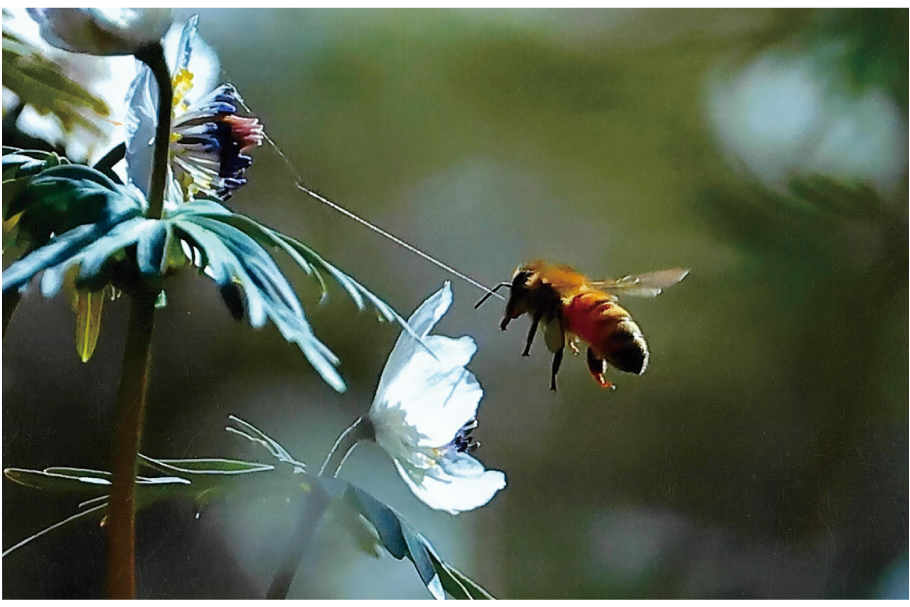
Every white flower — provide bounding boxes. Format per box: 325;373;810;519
124;16;262;206
368;282;506;515
28;8;172;57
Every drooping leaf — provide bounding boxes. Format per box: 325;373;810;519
3;222;110;292
73;287;106;363
6;164;146;235
39;217;158;295
135;220;170;277
1;163;147;279
4;185;423;392
190;207;421;341
170;208;346;392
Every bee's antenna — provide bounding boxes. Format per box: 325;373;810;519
474;283;511;309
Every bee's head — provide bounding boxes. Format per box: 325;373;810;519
503;265;539;321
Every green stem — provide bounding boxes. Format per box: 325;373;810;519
104;41;172;601
266;417;373;599
318;416;367;477
136;43;172;220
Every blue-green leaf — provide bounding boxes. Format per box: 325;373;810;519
136;220;170;277
6;165;145;236
171;211;346;392
3;223;105;293
345;486;408;560
2;147;67;185
337;480;496;599
425;539;496;600
402;525;445;600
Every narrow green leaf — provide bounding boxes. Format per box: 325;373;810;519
5;467;112;493
73;287;105;363
1;502;107;558
137;454;275;476
225;415;305;470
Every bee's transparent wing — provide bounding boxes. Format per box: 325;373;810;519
591;268;689;298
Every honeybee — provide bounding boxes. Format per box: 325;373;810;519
475;261;688;391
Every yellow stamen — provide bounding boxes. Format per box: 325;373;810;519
171;68;195;114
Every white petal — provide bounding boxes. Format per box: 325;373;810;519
434;451;485;478
163;17;220;105
30;9;171;56
372;338;481;447
88;8;172;47
124;64;157;196
394;459;506;515
374;282;452;395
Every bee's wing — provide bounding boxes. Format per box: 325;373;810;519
591;268;689;298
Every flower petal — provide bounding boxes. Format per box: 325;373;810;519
124;64;156;196
373;282;452;399
29;8;171;56
394;458;506;515
373;337;481;447
165;17;219;108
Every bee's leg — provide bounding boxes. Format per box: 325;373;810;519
522;313;541;357
549;345;564;391
500;316;511;331
586;347;614;390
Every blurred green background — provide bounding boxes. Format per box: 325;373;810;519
3;8;907;599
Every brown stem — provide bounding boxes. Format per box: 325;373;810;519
104;40;172;600
104;292;156;599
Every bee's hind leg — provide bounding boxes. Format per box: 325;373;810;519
550;346;564;391
522;313;541;357
586;347;615;390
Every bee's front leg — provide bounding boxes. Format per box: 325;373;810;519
522;313;541;357
550;345;564;391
